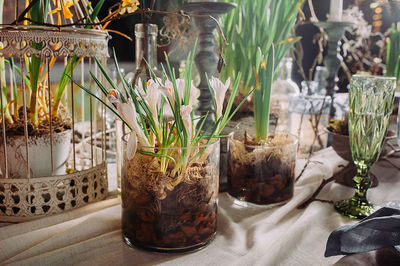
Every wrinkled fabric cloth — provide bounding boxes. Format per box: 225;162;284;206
1;147;400;266
325;206;400;257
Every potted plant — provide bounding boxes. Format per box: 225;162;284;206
1;0;70;178
74;41;245;251
0;0;108;178
227;0;302;206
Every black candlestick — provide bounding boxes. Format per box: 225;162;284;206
314;21;353;118
182;2;236;128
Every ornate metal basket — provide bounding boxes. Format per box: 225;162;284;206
0;1;110;222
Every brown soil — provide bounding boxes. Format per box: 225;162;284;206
224;90;254;117
227;134;296;205
121;152;218;251
1;105;71;136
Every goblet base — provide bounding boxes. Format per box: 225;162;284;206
334;197;375;219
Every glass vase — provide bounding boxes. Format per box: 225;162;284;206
271;57;300;132
121;136;220;252
227;134;298;206
288;90;331;154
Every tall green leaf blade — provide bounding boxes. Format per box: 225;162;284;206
85;0;105;27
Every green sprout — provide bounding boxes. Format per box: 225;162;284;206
0;0;13;124
220;0;303;97
28;0;50;125
245;0;302;143
386;23;400;81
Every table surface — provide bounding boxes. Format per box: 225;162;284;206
1;147;399;266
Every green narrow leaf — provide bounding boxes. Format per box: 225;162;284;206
94;57;120;93
89;71;110;98
4;59;31;88
9;58;18;100
68;75;132;131
112;49;131;100
86;0;105;27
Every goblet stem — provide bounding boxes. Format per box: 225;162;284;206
353;163;371;202
334;163;374;219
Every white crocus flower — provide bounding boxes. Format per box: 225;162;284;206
209;77;230;120
144;79;161;122
174;79;186;101
175;79;199;107
163;79;186;104
159;80;182;118
143;79;162;144
156;80;173;117
118;102;150;157
107;90;149;158
107;89;121;104
180;105;193;147
161;79;199;107
159;80;176;105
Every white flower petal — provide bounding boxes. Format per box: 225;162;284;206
160;80;175;105
180;105;193;145
126;132;137;160
144;79;161;128
180;105;192;118
189;81;200;106
116;102;149;147
146;80;160;112
175;79;186;102
209;76;230;119
117;102;137;131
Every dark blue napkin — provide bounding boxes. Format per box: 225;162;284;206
325;206;400;257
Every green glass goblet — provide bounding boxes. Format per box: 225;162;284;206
334;75;397;219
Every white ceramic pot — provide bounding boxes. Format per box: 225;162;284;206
0;130;72;178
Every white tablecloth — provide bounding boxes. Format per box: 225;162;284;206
1;148;399;266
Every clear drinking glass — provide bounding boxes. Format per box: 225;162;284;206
288;93;331;154
335;75;397;219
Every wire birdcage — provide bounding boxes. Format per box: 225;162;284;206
0;0;110;222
